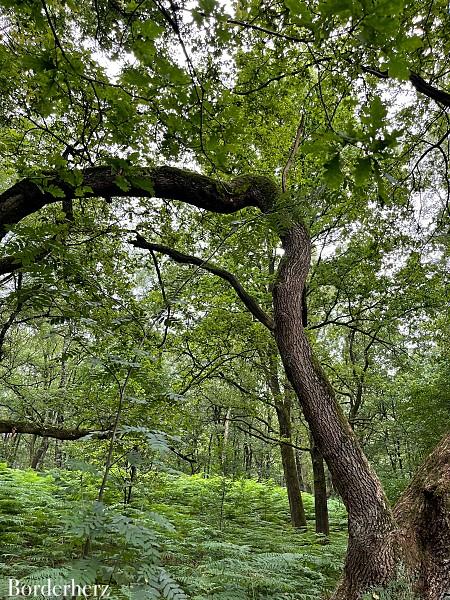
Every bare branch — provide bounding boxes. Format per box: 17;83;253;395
282;113;305;194
130;234;274;331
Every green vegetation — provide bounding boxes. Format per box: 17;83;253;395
0;465;347;599
0;0;449;597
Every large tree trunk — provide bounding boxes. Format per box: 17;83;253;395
273;223;399;597
272;222;450;599
393;433;450;600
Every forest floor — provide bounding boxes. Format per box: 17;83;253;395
0;464;348;599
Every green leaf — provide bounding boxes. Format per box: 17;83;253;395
137;20;164;40
74;185;94;196
362;96;387;134
354;157;372;187
323;154;343;189
129;176;155;194
199;0;217;14
46;184;66;198
387;55;410;80
115;175;131;192
284;0;300;12
400;35;424;51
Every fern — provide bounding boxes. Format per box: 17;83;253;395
0;466;348;600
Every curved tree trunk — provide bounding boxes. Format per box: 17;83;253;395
273;223;399;597
272;221;450;599
1;167;449;599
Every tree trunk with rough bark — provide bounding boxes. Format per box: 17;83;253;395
274;222;399;597
276;402;308;529
295;445;311;493
273;221;450;599
393;433;450;600
31;436;50;470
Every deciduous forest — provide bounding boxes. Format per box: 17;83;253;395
0;0;449;598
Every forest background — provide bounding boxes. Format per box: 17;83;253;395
0;0;449;598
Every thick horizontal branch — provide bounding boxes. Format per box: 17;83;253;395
0;420;198;467
0;419;112;440
0;166;278;237
130;234;275;331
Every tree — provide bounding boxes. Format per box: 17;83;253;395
0;0;449;598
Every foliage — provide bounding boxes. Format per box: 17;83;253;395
0;0;449;596
0;466;347;599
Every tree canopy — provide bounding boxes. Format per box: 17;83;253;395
0;1;449;599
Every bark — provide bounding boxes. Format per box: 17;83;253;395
310;435;330;537
265;348;307;529
0;166;276;238
221;407;232;475
0;419;111;440
30;436;50;470
273;222;398;597
295;446;311;493
4;432;21;466
276;402;308;529
393;433;450;600
361;65;450;109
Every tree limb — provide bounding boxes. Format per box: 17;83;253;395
130;234;275;331
362;66;450;108
0;419;112;440
0;166;278;237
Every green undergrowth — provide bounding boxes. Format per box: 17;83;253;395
0;464;347;599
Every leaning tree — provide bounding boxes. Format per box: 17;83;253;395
0;0;449;598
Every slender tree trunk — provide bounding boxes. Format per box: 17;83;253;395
265;348;307;529
243;431;253;475
277;404;307;528
221;407;232;476
7;433;21;467
295;444;310;492
54;414;65;468
310;434;330;536
31;437;50;470
205;433;213;477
